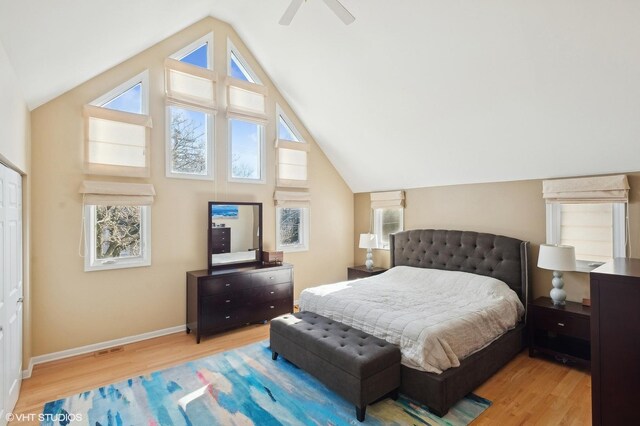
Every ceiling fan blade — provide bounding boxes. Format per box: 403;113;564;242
321;0;355;25
279;0;304;25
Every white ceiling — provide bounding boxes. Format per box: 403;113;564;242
1;0;640;193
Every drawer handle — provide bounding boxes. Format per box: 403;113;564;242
270;291;275;295
270;306;275;309
269;276;275;280
225;316;231;319
557;322;565;327
225;283;231;287
225;300;231;303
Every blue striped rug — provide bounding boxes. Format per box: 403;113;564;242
42;341;490;425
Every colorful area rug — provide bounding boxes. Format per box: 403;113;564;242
42;341;490;425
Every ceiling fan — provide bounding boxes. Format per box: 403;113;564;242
279;0;355;26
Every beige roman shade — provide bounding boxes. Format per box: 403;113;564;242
226;77;268;124
371;191;405;209
79;180;156;206
274;190;310;207
83;105;152;178
543;175;629;203
165;58;217;110
276;140;309;188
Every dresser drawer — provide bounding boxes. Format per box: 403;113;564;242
200;291;243;308
244;282;292;302
200;275;253;296
534;308;590;341
253;269;291;286
252;298;292;322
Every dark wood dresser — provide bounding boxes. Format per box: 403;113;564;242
590;258;640;426
187;263;293;343
210;227;231;254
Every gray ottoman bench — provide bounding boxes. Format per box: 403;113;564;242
270;311;401;422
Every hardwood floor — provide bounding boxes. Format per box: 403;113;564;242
14;325;591;425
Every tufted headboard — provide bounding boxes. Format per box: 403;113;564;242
389;229;530;308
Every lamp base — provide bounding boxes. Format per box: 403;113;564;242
550;270;567;306
365;249;374;271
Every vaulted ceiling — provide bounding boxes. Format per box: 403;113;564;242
1;0;639;192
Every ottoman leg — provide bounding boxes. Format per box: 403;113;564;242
272;351;279;361
356;405;366;422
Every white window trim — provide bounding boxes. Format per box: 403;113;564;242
227;39;261;84
545;202;627;272
170;32;214;69
84;205;151;272
165;104;215;180
276;104;305;142
227;118;266;184
373;207;404;250
91;70;150;115
276;207;310;253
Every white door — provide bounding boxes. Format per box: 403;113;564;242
0;163;22;418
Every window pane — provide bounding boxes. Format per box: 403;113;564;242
230;119;261;180
278;116;300;142
180;43;208;68
280;208;302;246
560;203;613;262
102;83;142;114
95;206;142;259
230;51;255;82
169;106;208;175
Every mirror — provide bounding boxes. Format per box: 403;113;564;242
208;202;262;268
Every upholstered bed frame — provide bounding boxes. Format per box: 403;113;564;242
389;229;530;416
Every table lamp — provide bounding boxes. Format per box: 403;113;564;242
359;233;379;270
537;244;576;306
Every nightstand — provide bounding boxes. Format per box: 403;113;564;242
347;265;387;280
528;296;591;368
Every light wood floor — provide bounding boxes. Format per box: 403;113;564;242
14;325;591;425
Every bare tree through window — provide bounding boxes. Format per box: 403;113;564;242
170;109;207;174
95;206;142;259
280;208;301;246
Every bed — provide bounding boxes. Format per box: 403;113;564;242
300;229;530;416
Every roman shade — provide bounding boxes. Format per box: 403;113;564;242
83;105;152;178
79;180;156;206
542;175;629;203
274;190;310;207
276;140;309;188
371;191;405;209
165;58;217;110
226;77;268;124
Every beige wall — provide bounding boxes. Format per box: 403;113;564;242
355;173;640;303
0;41;32;368
30;17;353;357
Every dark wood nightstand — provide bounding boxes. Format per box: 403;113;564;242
347;265;387;280
528;296;591;368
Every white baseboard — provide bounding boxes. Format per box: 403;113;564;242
22;324;185;379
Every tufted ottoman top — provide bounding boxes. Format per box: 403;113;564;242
271;311;400;378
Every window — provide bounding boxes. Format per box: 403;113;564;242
85;71;151;177
228;40;260;83
80;180;155;272
165;36;217;180
276;105;308;188
166;105;213;178
84;205;151;271
276;207;309;252
229;119;264;182
546;203;626;269
170;33;212;69
374;208;404;250
543;174;629;271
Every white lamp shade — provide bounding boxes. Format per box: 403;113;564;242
359;233;378;249
537;244;576;271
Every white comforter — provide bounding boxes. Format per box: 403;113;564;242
299;266;524;374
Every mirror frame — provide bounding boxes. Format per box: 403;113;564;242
208;201;263;270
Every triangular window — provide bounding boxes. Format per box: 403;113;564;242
101;82;143;114
228;41;259;83
277;107;304;143
171;33;213;70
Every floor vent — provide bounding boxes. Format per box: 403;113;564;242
95;346;124;357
